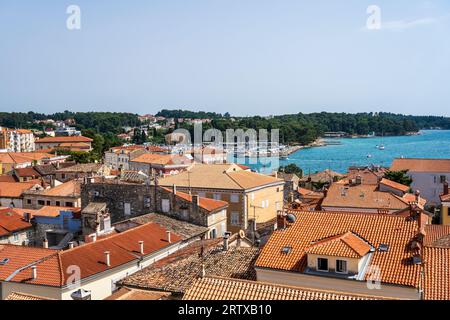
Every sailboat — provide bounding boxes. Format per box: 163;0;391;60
376;131;385;150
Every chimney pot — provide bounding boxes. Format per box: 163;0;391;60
31;266;37;280
68;241;74;249
166;231;171;243
43;238;48;249
223;233;230;251
90;234;97;243
104;251;111;267
192;195;200;206
139;240;144;254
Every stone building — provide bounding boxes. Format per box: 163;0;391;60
22;180;81;209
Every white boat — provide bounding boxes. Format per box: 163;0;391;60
377;144;385;150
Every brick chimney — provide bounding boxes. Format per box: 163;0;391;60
277;212;287;230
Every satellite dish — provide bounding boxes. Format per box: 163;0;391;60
239;230;246;239
286;214;296;223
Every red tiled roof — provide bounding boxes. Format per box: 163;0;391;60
305;231;372;259
0;175;16;182
14;167;41;178
379;178;410;192
36;136;93;144
391;158;450;173
256;211;423;288
0;181;39;198
131;153;191;166
2;222;183;287
160;187;229;213
0;209;33;237
423;247;450;300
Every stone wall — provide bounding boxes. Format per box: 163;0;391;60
81;181;155;223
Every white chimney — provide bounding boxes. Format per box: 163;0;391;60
31;266;37;280
68;241;74;249
90;234;97;243
223;233;230;251
104;251;111;267
166;231;171;243
43;238;48;249
139;241;144;254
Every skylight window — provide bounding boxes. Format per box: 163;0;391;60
281;246;293;254
378;243;389;252
0;258;10;265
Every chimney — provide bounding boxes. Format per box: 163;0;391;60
139;241;144;254
201;263;206;278
172;184;177;195
192;195;200;206
444;182;449;196
223;233;230;251
415;190;421;204
31;266;37;280
356;175;362;185
104;251;111;267
24;212;31;223
68;241;74;249
43;238;48;249
90;234;97;243
277;212;287;230
166;231;171;243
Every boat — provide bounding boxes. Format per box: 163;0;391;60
377;144;385;150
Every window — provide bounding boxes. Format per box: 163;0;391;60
38;200;45;206
65;202;74;207
161;199;170;213
197;192;206;198
46;201;51;206
209;228;217;239
27;199;32;205
124;203;131;216
440;175;447;183
56;201;61;206
61;174;66;180
13;233;19;242
213;193;222;200
230;194;239;203
317;258;329;272
231;212;240;226
336;260;348;273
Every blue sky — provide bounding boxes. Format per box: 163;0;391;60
1;0;450;116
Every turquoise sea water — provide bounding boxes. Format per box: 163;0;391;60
233;130;450;174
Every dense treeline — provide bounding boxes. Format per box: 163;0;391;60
0;111;140;134
2;110;450;146
156;109;226;119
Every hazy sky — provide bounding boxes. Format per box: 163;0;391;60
1;0;450;116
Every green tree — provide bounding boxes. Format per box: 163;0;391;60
384;170;413;187
278;164;303;178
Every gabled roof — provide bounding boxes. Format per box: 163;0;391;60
379;178;410;193
0;208;33;237
0;152;54;165
391;158;450;173
305;231;372;259
35;180;81;197
55;163;104;173
321;183;418;211
0;222;183;287
183;276;393;300
159;163;283;190
160;187;228;213
0;181;40;198
14;167;41;178
36;136;93;144
300;169;344;183
131;153;191;166
119;239;259;294
255;211;423;288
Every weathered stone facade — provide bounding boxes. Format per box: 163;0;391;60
81;180;154;223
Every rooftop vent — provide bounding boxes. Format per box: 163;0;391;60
378;243;390;252
413;255;422;265
281;246;293;254
0;258;10;265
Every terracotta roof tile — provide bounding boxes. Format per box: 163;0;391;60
183;277;393;300
306;232;372;259
0;208;33;237
36;136;93;143
0;181;39;198
423;247;450;300
6;292;52;300
256;211;422;287
131;153;191;166
120;240;259;294
160;187;228;213
380;178;410;192
391;158;450;173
